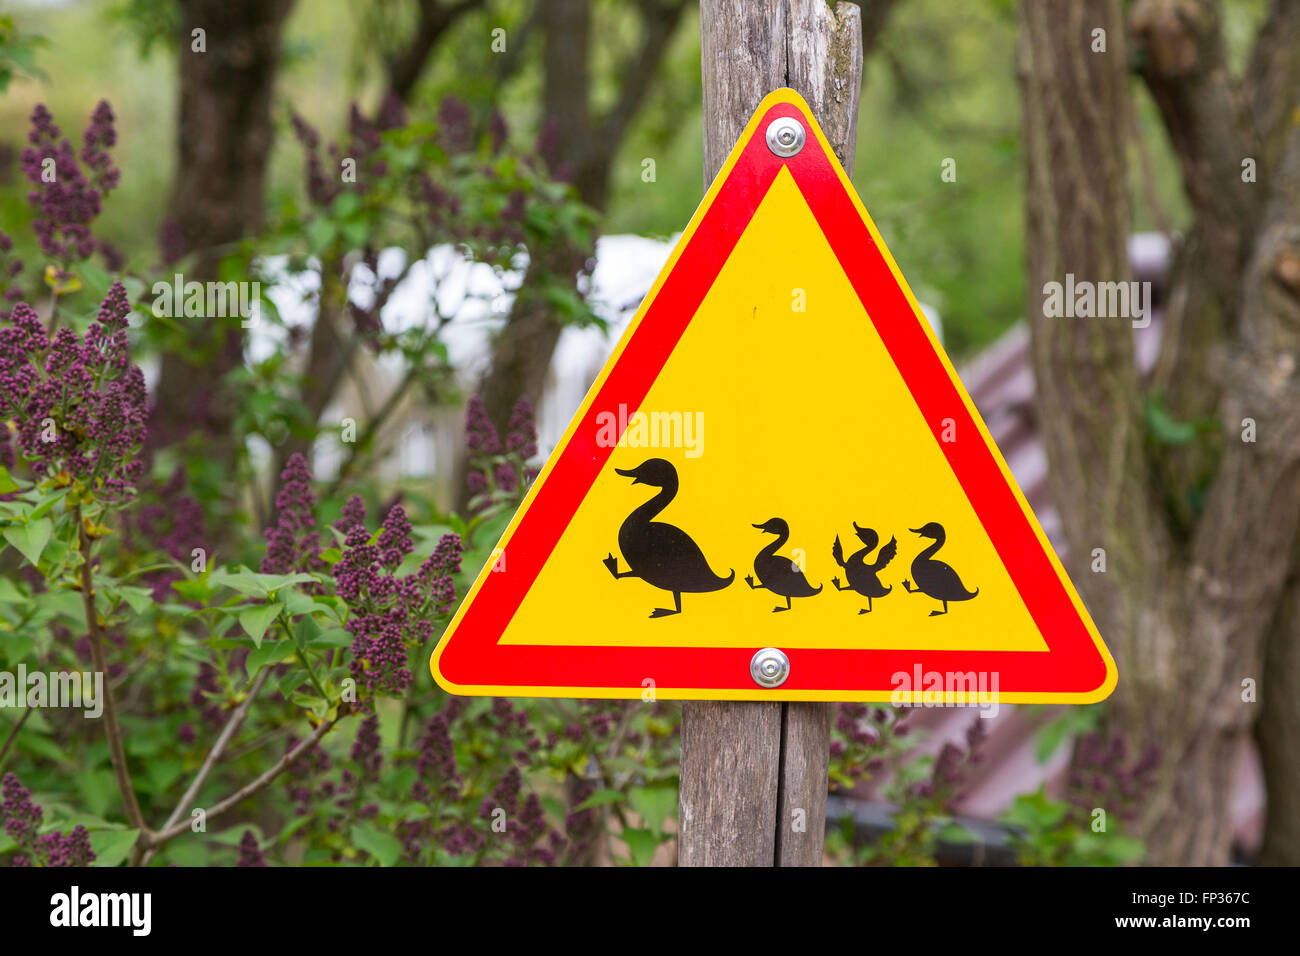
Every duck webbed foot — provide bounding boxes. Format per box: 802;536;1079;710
745;574;765;590
929;601;948;617
649;592;683;618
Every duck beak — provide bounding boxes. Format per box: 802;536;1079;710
752;522;767;531
615;467;642;485
909;527;924;535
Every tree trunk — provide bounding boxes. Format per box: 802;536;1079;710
1258;559;1300;864
678;0;862;868
150;0;294;458
1019;0;1300;865
460;0;688;511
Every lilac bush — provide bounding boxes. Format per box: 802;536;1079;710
1;773;96;867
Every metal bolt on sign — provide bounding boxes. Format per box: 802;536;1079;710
750;647;790;688
765;117;805;157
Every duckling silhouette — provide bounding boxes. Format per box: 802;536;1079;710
831;524;897;613
901;522;979;616
602;458;734;618
746;518;823;612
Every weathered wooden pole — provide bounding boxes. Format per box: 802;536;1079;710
679;0;863;867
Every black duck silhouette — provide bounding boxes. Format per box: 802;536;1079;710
901;522;979;616
746;518;823;612
602;458;734;618
831;524;897;613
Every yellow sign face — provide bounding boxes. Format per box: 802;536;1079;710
432;89;1117;704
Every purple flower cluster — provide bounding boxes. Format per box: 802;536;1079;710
395;700;566;866
465;395;540;512
1;773;96;867
289;95;407;208
0;283;147;503
333;495;463;700
261;453;324;575
19;102;119;263
236;830;267;867
350;713;384;784
476;767;561;866
912;716;986;805
412;706;462;804
0;229;24;311
828;703;908;789
189;662;225;730
284;736;333;818
1066;732;1161;824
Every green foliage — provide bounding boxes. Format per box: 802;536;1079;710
1002;789;1144;867
0;15;48;93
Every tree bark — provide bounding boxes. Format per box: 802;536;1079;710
1259;558;1300;864
679;0;863;868
151;0;295;457
1020;0;1300;865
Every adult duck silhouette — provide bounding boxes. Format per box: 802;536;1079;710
901;521;979;616
831;524;897;613
746;518;823;612
602;458;734;618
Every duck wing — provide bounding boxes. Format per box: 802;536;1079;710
634;522;732;592
871;536;898;571
922;560;978;600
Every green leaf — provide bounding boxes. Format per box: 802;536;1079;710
1033;717;1071;764
0;576;27;604
627;784;677;833
29;487;70;520
89;828;140;867
306;626;351;648
116;585;155;615
332;191;360;218
574;789;625;812
293;614;321;646
247;639;297;674
1;633;36;662
351;824;402;866
171;577;213;602
620;827;662;867
239;603;280;647
281;589;319;617
0;467;20;494
3;517;52;566
278;668;310;698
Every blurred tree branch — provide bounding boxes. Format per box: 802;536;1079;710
386;0;487;104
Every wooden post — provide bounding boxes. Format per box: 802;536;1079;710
679;0;863;867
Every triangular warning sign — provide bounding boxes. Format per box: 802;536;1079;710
432;89;1116;705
